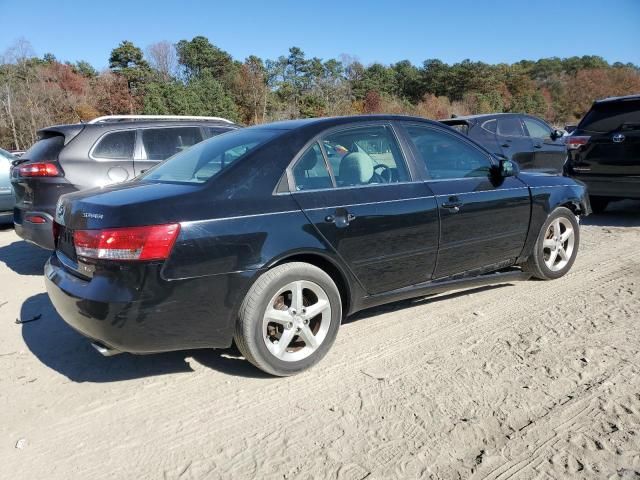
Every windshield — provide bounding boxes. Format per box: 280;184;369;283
22;135;65;161
579;100;640;133
139;128;281;184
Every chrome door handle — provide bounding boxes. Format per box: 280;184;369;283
442;204;460;213
327;209;356;228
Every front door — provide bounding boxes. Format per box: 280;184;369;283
289;124;440;295
401;123;531;279
523;116;567;173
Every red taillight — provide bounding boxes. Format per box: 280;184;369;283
25;215;48;224
18;162;60;177
565;136;590;150
73;224;180;261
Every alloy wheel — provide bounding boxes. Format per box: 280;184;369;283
262;280;332;362
542;217;575;272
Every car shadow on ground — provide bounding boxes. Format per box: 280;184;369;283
20;293;271;382
0;239;50;275
582;199;640;227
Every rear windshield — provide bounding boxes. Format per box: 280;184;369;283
579;100;640;133
447;123;469;135
138;128;281;184
22;134;65;161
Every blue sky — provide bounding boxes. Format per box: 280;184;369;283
1;0;639;69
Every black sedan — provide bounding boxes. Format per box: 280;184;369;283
45;115;590;376
440;113;567;174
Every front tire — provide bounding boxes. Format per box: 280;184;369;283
523;207;580;280
234;262;342;376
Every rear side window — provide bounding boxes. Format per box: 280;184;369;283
292;143;333;191
321;125;410;187
405;125;491;180
481;119;497;133
579;100;640;133
497;117;525;137
22;135;65;161
93;131;135;160
139;128;280;184
142;127;203;161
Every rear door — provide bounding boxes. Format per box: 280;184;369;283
401;122;531;279
574;99;640;176
290;122;440;295
496;116;535;168
136;126;204;176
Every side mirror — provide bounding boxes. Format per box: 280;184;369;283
551;129;564;140
499;159;519;177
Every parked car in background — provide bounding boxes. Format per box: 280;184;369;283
12;115;239;249
565;94;640;213
45;115;590;376
9;150;26;158
0;148;17;223
440;113;567;174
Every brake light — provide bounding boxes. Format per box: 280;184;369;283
565;136;590;150
18;162;60;177
25;215;48;224
73;224;180;261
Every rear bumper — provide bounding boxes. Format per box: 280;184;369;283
572;175;640;200
44;253;258;354
14;208;55;249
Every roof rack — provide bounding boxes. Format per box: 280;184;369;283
88;115;234;124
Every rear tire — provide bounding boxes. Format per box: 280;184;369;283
234;262;342;376
590;196;610;214
522;207;580;280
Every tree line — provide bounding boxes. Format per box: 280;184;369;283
1;36;639;150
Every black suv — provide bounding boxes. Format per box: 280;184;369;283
565;94;640;212
12;115;238;249
440;113;567;174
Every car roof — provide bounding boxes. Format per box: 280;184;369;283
593;94;640;104
248;114;442;131
38;119;238;133
439;112;522;123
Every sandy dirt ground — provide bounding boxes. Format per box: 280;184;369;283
1;202;639;480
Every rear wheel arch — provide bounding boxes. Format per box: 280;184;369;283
267;252;353;317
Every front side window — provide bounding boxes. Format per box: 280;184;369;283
291;143;333;191
524;118;552;138
405;125;492;180
142;127;203;161
321;125;410;187
497;117;525;137
93;130;135;159
139;128;280;184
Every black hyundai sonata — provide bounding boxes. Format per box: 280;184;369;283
45;115;590;376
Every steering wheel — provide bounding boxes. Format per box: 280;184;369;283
373;164;393;183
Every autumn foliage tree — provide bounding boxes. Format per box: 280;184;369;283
1;36;639;150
